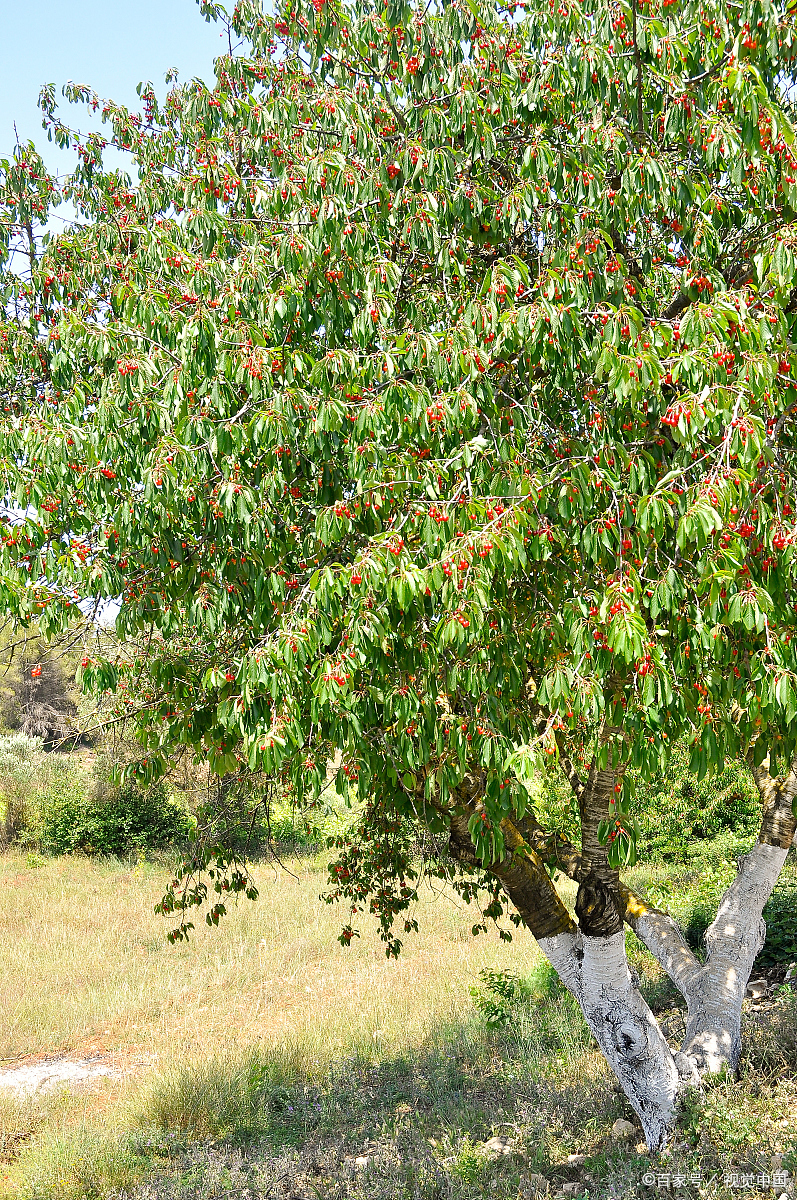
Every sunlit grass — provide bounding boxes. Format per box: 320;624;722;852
0;849;544;1067
0;848;547;1197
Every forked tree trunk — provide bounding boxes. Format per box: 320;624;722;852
553;747;797;1081
447;749;797;1150
450;784;687;1149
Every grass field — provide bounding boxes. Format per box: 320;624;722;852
0;847;795;1200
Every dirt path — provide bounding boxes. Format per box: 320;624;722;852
0;1055;121;1096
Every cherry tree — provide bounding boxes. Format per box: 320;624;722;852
2;0;797;1147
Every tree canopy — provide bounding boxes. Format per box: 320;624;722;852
2;0;797;939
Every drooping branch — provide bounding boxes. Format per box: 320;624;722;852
529;701;585;800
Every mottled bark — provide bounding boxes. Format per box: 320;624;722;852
754;754;797;849
539;928;686;1149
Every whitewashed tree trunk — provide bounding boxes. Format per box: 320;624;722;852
678;755;797;1074
448;749;797;1148
681;841;790;1072
539;928;684;1149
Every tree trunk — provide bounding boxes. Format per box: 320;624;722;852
680;841;790;1072
446;748;797;1146
539;926;684;1149
680;755;797;1074
449;781;686;1150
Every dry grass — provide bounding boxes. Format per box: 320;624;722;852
1;850;796;1200
0;848;554;1196
0;850;544;1069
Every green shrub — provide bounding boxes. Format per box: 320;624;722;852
633;749;761;861
471;968;533;1029
533;745;761;865
39;777;189;857
0;732;44;846
758;881;797;967
471;961;565;1029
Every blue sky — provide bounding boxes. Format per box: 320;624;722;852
0;0;225;172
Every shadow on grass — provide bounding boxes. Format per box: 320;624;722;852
136;963;604;1151
9;970;797;1199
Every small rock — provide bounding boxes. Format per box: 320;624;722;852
567;1153;586;1166
479;1134;523;1161
611;1118;636;1140
785;963;796;982
771;1154;784;1173
746;978;769;1000
524;1173;550;1196
562;1184;583;1198
636;1143;648;1154
354;1156;369;1169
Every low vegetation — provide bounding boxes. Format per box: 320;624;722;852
0;817;794;1200
0;734;189;858
1;745;796;1197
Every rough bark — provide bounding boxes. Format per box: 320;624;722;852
562;736;686;1146
753;753;797;849
576;757;624;938
538;928;686;1149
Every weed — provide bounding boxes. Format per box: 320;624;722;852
450;1134;485;1183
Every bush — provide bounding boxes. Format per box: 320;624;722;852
633;749;761;862
758;881;797;967
39;777;189;857
0;732;43;846
470;961;566;1029
533;745;761;865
